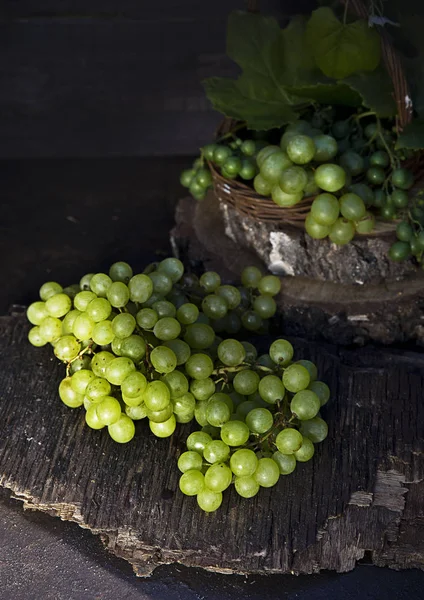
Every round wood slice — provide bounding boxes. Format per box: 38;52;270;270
171;193;424;346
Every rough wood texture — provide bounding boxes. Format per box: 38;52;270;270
1;314;423;576
171;194;424;346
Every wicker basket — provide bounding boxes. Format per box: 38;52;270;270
210;0;420;230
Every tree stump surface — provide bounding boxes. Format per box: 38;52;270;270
171;194;424;346
1;314;423;577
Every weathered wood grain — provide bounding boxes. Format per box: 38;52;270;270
0;315;423;576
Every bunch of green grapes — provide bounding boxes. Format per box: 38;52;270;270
180;157;214;201
26;261;282;443
178;337;329;512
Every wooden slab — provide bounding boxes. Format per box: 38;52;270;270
1;314;423;576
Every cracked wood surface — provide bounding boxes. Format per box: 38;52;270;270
0;315;423;576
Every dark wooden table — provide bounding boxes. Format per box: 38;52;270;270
1;159;423;598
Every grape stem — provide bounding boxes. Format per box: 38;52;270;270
65;342;95;376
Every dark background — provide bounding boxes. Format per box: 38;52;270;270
1;1;423;598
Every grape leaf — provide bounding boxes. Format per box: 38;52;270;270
204;76;298;130
306;7;381;79
286;82;362;107
345;68;397;118
396;120;424;150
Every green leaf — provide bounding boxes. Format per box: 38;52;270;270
396;120;424;150
286;82;362;107
306;7;381;79
345;68;397;118
204;76;298;130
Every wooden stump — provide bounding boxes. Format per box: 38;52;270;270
171;194;424;346
1;315;423;576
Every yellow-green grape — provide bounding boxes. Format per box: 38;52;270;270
27;301;49;325
39;281;63;301
45;293;72;318
85;405;106;429
109;261;133;283
59;377;84;408
74;291;97;311
39;316;63;342
108;414;135;443
96;396;122;425
149;414;176;438
28;326;47;347
54;335;81;362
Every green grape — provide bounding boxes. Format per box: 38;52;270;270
213;145;232;166
54;335;81;362
149;414;176;438
69;355;91;374
111;313;135;339
308;380;330;406
339;193;366;221
245;408;273;434
157;257;184;284
178;451;203;473
363;122;377;139
373;189;386;208
125;403;148;420
144;380;170;412
190;377;215;401
108;414;135;443
303;169;320;197
206;399;231;427
86;377;112;402
257;353;275;369
161;371;188;398
314;164;346;193
27;301;49;326
74;291;96;312
136;308;157;331
217;339;245;366
92;320;114;345
202;295;228;320
72;313;95;340
216;285;241;310
185;353;214;380
417;231;424;250
272;451;296;475
180;469;205;496
348;183;374;207
62;285;80;299
391;189;409;209
253;458;280;487
150;345;177;374
392;168;414;190
366;167;385;186
260;150;292;183
355;212;376;234
230;449;258;477
163;339;191;365
239;159;257;180
86;298;112;323
299;417;328;443
91;351;114;377
290;390;320;420
189;180;207;199
39;316;63;342
148;272;173;296
90;273;112;297
153;317;181;341
58;377;84;408
241;266;262;288
39;281;63;301
331;120;350;139
279;166;308;194
370;150;389;168
241;140;256;156
235;400;259;421
305;213;330;239
313;134;338;162
146;403;173;423
389;241;411;262
269;339;293;366
240;341;257;364
233;370;260;395
105;357;135;385
253;174;273;196
257;275;280;297
173;392;196;423
28;326;47;347
176;303;199;325
276;428;303;454
295;360;317;382
128;274;153;303
286;135;315;165
109;261;133;283
253;295;276;319
96;396;121;426
197;488;222;512
234;476;260;498
85;405;105;429
283;364;310;393
203;440;230;464
187;430;212;454
220;420;250;446
120;335;146;361
272;186;302;207
329;218;355;246
184;324;215;350
204;462;232;492
79;273;94;291
195;168;213;188
203;143;218;161
105;282;129;308
122;392;144;407
294;437;315;462
241;311;263;332
381;205;396;220
44;293;71;319
199;271;221;293
339;151;364;177
223;156;242;176
71;369;96;395
258;375;285;404
310;193;340;226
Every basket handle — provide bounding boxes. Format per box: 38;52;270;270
340;0;412;130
